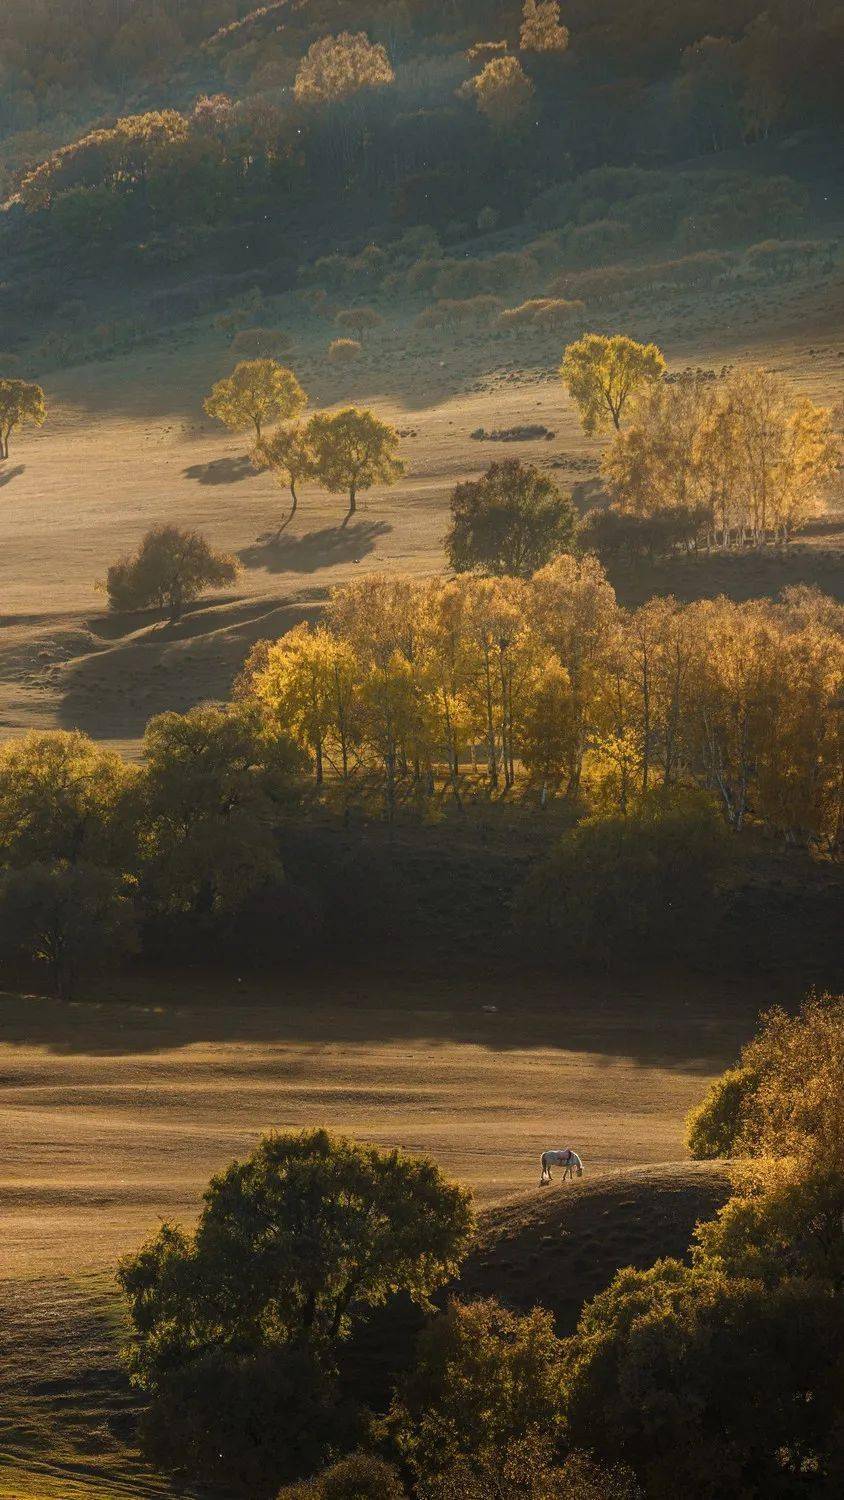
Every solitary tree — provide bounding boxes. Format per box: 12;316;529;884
328;336;363;365
306;407;404;524
294;31;395;105
561;334;666;434
106;525;238;622
335;306;383;342
253;422;315;530
446;460;577;578
204;359;307;445
0;377;46;459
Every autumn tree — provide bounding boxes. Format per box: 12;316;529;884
0;378;46;459
698;367;839;542
306;408;403;524
328;337;362;365
529;553;620;794
335;306;383;342
602;375;715;515
462;56;535;131
253;422;315;530
0;729;135;870
520;1;570;54
604;367;839;543
446;461;576;578
562;1260;844;1497
690;990;844;1170
294;32;395;105
248;623;360;784
106;525;238;623
278;1452;406;1500
561;335;667;434
204;359;307;445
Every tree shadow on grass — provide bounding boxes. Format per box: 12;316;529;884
183;455;255;485
239;520;392;575
0;464;25;488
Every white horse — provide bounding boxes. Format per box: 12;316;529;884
540;1148;583;1184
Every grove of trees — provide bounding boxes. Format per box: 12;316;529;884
238;568;844;843
602;366;839;545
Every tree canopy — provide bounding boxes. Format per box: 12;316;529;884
445;459;577;577
106;525;238;622
0;378;46;459
119;1126;473;1376
294;32;395;106
561;335;667;433
204;360;307;444
306;407;403;522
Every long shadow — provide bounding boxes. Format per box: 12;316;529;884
183;455;255;485
239;520;392;575
0;464;25;488
0;968;762;1064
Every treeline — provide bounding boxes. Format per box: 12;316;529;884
237;568;844;844
112;991;844;1496
2;0;842;295
1;573;839;995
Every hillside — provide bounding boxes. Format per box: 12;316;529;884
0;1159;730;1500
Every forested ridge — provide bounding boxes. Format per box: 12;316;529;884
1;0;842;333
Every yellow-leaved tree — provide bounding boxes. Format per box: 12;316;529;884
520;0;570;54
204;360;307;445
306;407;403;524
0;378;46;459
250;623;360;785
253;422;315;531
561;334;666;434
294;32;395;105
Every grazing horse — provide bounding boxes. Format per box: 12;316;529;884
540;1148;583;1184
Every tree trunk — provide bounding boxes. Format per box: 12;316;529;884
343;482;357;526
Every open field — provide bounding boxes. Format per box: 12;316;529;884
0;970;756;1497
1;273;842;753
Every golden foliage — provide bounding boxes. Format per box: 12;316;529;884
462;56;534;130
0;377;46;459
604;367;840;540
241;569;843;841
294;32;395;106
560;334;667;434
520;1;570;54
204;359;307;443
